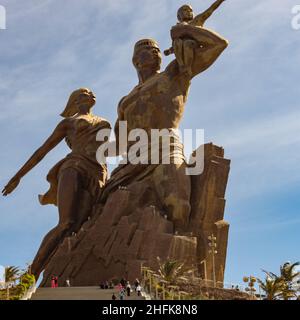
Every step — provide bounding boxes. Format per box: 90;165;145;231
31;287;144;300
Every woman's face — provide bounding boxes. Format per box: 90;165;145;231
76;90;96;108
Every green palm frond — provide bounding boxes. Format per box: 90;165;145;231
257;272;283;300
259;262;300;300
156;257;195;285
278;262;300;300
4;266;20;284
280;262;300;282
261;269;278;279
20;272;35;288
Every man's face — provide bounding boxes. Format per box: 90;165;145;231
178;6;194;22
133;46;162;71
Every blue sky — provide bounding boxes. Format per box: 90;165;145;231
0;0;299;287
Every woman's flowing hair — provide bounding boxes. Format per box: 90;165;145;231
60;88;90;118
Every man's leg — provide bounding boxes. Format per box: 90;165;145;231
153;163;191;232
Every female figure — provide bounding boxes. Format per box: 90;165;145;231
2;88;111;280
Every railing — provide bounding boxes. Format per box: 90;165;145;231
140;267;259;300
20;282;37;300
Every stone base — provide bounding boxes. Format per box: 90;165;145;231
40;143;230;287
41;188;197;287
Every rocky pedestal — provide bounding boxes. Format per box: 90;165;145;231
189;143;230;283
40;143;230;287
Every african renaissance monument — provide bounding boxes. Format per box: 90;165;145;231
2;1;230;287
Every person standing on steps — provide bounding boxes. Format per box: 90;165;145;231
66;279;70;287
54;276;58;288
136;284;142;296
126;281;131;297
51;275;55;288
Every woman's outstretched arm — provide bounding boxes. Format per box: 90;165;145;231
2;119;68;196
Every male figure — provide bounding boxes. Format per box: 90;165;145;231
165;0;226;76
101;23;228;232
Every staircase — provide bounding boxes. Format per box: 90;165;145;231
31;287;144;300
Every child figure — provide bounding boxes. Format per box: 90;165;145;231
164;0;226;76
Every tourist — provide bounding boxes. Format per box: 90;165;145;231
116;282;123;291
120;278;126;287
119;288;125;300
51;275;55;288
134;278;140;291
66;279;70;287
54;276;58;288
136;284;142;296
126;281;131;297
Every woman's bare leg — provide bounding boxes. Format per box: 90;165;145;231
31;168;83;280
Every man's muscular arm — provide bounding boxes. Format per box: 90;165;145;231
171;26;228;79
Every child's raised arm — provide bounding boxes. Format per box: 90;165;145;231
191;0;226;27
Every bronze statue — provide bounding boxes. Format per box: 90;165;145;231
100;16;228;232
177;0;226;27
2;4;229;285
2;88;111;279
164;0;226;76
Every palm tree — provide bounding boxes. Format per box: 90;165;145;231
257;271;283;300
19;272;35;288
278;262;300;300
156;257;195;285
4;266;20;300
